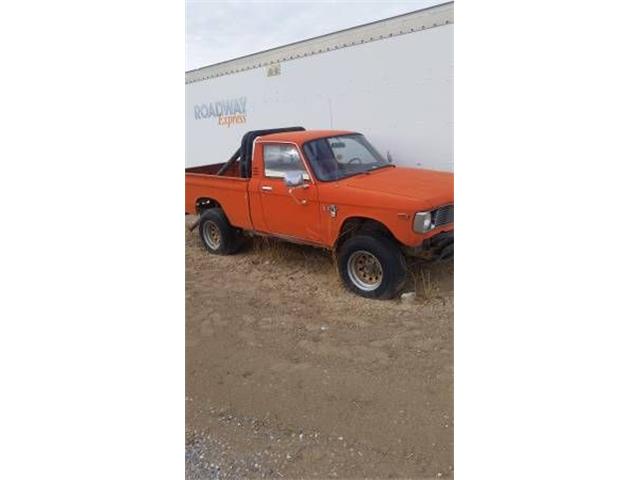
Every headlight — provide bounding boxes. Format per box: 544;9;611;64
413;211;433;233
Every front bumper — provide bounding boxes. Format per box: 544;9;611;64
404;231;454;261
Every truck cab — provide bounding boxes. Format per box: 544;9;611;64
186;127;453;299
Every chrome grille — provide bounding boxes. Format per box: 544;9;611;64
433;205;453;227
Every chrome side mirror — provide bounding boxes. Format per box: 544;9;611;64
283;171;304;187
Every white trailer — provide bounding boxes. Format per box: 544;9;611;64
186;2;453;171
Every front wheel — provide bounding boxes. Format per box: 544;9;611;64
338;235;407;299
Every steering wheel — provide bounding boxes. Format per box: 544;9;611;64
348;157;362;165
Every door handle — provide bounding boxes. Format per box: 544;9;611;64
260;186;273;192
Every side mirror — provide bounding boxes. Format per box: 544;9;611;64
386;151;394;163
283;171;304;187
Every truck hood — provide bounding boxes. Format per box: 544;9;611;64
339;167;453;209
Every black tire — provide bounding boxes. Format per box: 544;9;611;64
198;208;242;255
338;234;407;299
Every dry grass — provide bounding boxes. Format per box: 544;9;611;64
409;264;440;300
247;236;334;272
248;235;452;301
187;216;452;303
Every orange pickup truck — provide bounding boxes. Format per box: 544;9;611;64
185;127;453;299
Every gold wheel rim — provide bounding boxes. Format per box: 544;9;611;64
347;250;383;291
203;221;221;250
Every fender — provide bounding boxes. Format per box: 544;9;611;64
330;211;406;249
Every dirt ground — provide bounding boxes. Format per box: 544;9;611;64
185;216;453;479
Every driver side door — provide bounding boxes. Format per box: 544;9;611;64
257;143;322;243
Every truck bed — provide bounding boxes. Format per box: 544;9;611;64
185;163;251;228
185;162;241;178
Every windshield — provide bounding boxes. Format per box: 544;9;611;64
303;134;392;182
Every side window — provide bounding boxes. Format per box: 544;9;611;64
263;144;309;180
330;137;377;165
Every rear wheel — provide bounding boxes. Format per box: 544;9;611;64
198;208;242;255
338;234;407;299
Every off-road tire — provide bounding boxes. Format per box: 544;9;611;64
198;208;243;255
338;234;408;299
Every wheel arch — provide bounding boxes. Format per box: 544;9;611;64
195;197;222;214
334;216;399;251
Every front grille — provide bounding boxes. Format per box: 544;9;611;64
433;205;454;227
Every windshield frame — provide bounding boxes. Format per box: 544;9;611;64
301;133;393;183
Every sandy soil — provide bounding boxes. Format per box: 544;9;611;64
185;216;453;479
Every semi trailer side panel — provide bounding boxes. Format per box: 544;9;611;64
186;17;453;172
